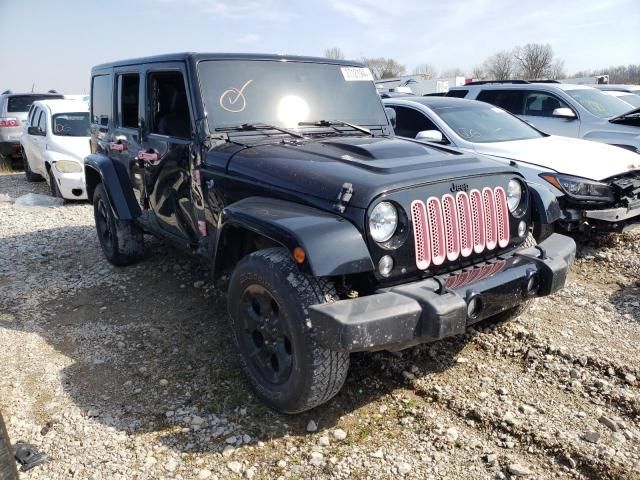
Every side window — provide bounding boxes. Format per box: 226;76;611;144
393;106;441;139
148;71;190;139
29;107;39;126
446;89;468;98
523;91;570;117
117;74;140;129
476;90;525;115
91;74;112;127
36;110;46;132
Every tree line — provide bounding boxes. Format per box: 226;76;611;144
323;46;640;84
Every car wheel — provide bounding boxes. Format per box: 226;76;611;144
228;247;350;413
0;412;18;480
93;183;144;266
23;150;43;182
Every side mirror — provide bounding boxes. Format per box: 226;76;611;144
28;126;45;136
552;107;576;119
384;107;396;129
416;130;444;143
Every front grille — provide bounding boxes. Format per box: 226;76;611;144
411;188;509;270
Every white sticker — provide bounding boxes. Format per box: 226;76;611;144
341;67;374;81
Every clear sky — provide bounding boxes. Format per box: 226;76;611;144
1;0;638;94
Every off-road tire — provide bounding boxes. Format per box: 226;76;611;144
93;183;144;266
488;232;537;323
23;150;43;182
228;247;350;413
0;413;18;480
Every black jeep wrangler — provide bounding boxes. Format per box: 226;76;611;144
85;53;576;413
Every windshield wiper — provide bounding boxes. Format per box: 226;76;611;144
215;123;305;139
298;120;371;135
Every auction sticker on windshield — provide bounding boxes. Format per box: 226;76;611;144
341;67;374;81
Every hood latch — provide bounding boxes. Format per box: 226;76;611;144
333;182;353;213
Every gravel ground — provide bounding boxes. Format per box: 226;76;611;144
0;171;638;480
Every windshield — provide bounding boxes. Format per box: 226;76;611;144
197;60;388;130
565;88;632;118
430;102;543;143
52;112;90;137
617;93;640;108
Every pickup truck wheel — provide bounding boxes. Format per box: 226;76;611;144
93;183;144;266
0;412;18;480
228;247;350;413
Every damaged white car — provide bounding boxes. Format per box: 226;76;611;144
384;96;640;234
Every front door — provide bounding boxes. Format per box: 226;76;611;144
139;65;198;245
520;91;580;137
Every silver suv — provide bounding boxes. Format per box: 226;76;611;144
447;81;640;154
0;90;63;166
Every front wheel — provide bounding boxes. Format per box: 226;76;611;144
228;248;350;413
93;184;144;266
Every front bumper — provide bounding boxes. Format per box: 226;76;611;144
582;201;640;232
51;170;88;200
310;233;576;352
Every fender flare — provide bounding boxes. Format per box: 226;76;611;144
527;182;562;240
84;154;141;220
216;197;374;277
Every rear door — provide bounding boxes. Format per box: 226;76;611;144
139;63;198;245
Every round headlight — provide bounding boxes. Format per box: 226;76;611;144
506;179;523;213
369;201;398;243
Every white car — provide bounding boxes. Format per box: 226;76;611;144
601;90;640;109
383;96;640;234
20;100;90;200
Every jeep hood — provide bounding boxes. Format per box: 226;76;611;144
223;136;516;208
471;136;640;181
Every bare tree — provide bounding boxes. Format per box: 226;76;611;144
471;65;485;79
412;63;437;78
440;68;466;78
324;47;345;60
483;50;516;80
513;43;554;80
571;64;640;84
361;57;406;79
547;59;566;80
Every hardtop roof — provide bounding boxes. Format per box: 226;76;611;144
92;52;365;72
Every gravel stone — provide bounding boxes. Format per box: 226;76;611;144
333;428;347;441
306;420;318;432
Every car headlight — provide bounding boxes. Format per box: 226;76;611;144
54;160;82;173
369;201;398;243
506;179;523;213
540;173;614;202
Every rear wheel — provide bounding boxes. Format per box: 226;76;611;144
0;412;18;480
23;150;43;182
93;183;144;266
228;248;350;413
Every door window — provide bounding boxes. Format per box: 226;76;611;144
476;90;525;115
393;106;442;139
36;110;46;133
117;74;140;129
523;92;570;117
29;107;40;127
91;74;112;127
147;71;190;139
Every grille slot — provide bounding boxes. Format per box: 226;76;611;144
411;187;510;270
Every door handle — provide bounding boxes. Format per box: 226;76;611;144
109;141;126;152
138;149;160;165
